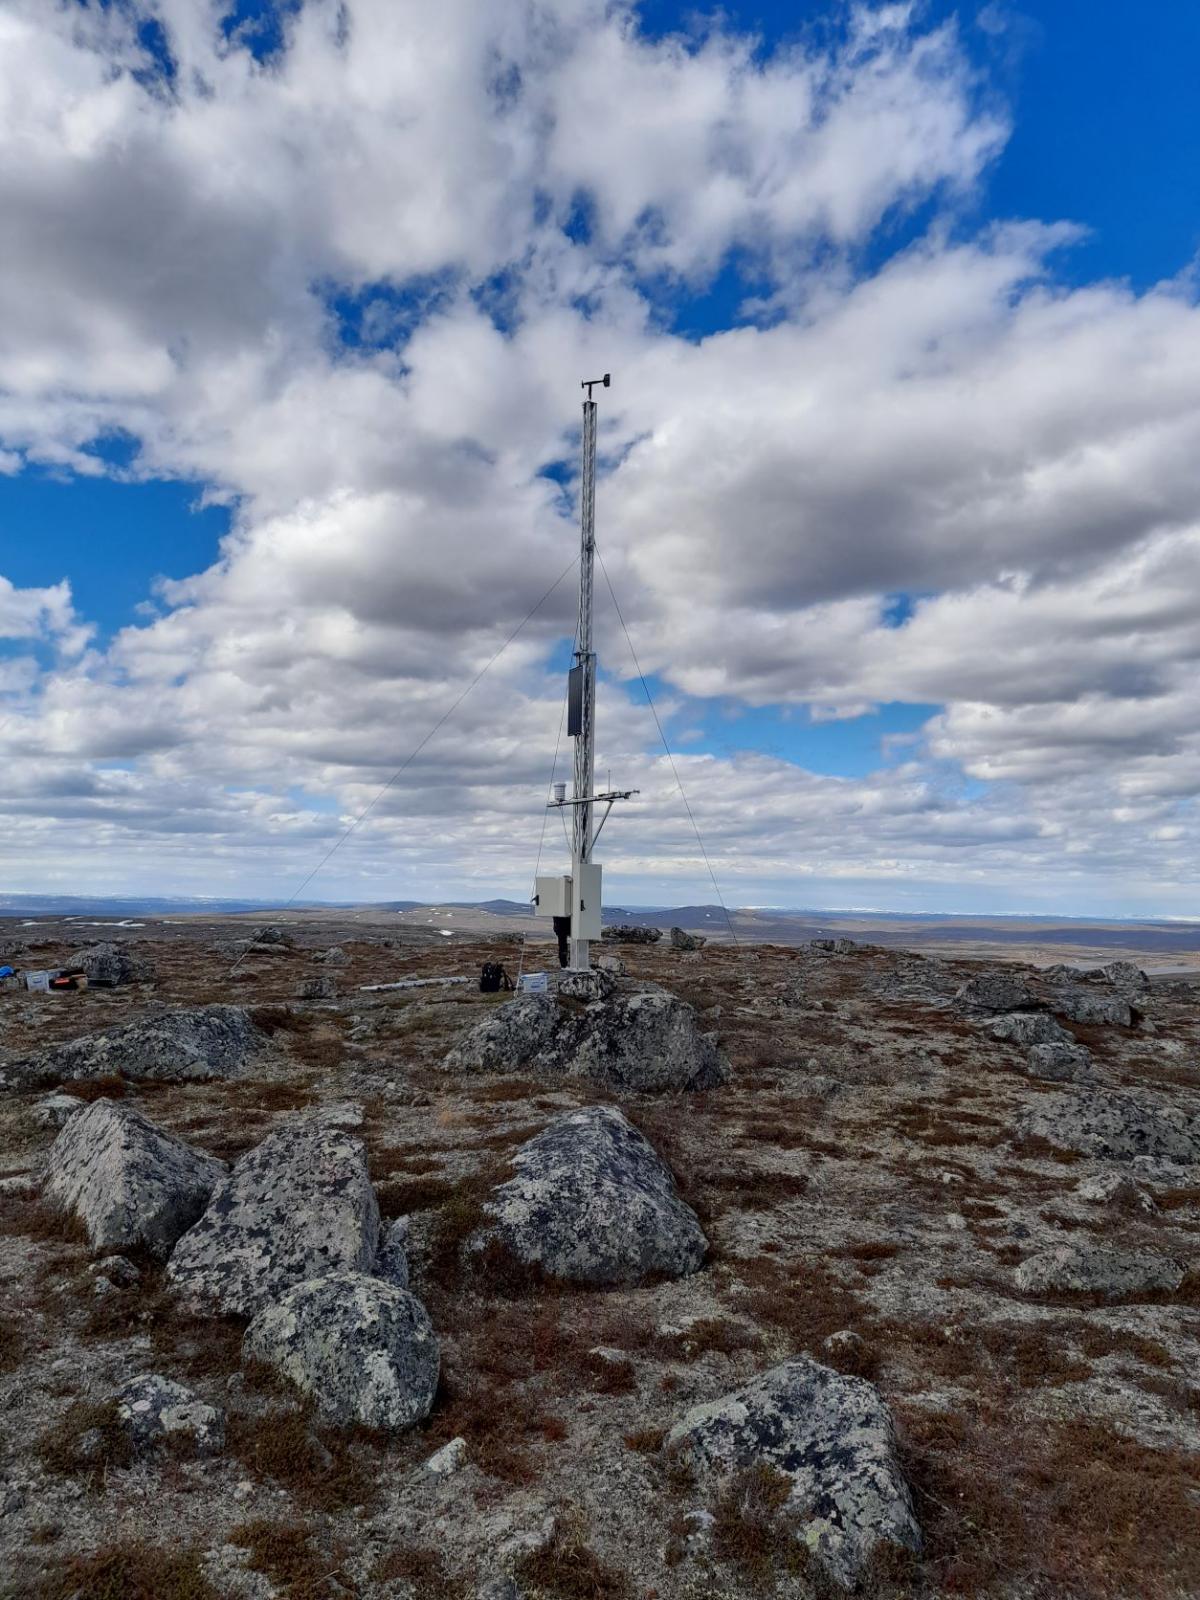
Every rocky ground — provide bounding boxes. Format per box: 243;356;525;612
1;919;1199;1599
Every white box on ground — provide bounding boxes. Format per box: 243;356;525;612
535;874;572;918
573;861;603;942
517;971;549;994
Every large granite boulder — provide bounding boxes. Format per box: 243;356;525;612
1017;1090;1200;1164
987;1012;1073;1047
2;1005;266;1090
602;925;662;944
1025;1042;1096;1082
1102;960;1150;992
1016;1242;1183;1301
167;1125;379;1316
669;926;705;951
115;1374;225;1455
42;1099;225;1259
75;942;156;987
470;1105;707;1287
955;972;1039;1013
242;1271;438;1430
664;1357;920;1589
1049;990;1133;1027
442;994;563;1074
443;985;727;1093
569;990;726;1093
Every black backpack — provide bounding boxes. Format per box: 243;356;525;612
480;962;512;993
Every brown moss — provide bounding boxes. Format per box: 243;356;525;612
623;1425;667;1454
230;1519;337;1599
372;1545;466;1599
61;1075;127;1102
709;1464;812;1589
36;1542;217;1600
226;1406;378;1512
0;1311;24;1373
36;1400;135;1481
513;1513;633;1599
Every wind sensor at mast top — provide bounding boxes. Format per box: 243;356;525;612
534;373;637;972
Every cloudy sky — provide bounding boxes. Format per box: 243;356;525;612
2;0;1200;916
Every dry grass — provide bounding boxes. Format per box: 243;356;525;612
0;1310;24;1373
708;1465;814;1590
372;1545;466;1599
35;1542;217;1600
61;1074;127;1102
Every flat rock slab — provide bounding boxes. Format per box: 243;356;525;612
167;1124;379;1316
42;1099;226;1260
115;1373;225;1455
3;1004;267;1090
442;983;727;1093
664;1356;920;1589
1016;1242;1183;1300
1017;1090;1200;1164
471;1105;708;1286
243;1271;438;1430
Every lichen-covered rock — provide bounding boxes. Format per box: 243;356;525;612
115;1374;225;1455
1026;1042;1096;1082
470;1105;707;1286
167;1124;379;1316
375;1217;411;1289
955;972;1039;1012
295;976;337;1001
255;925;294;947
1017;1090;1200;1164
34;1093;84;1128
568;989;727;1093
442;994;563;1074
1074;1171;1157;1213
1015;1242;1183;1300
1102;960;1150;992
3;1004;266;1090
242;1271;438;1430
76;942;156;987
601;925;661;944
1049;989;1133;1027
987;1012;1073;1046
314;945;349;967
442;985;727;1093
42;1099;225;1259
664;1357;920;1589
557;968;616;1003
670;926;705;951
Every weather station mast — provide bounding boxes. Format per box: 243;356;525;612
535;375;636;973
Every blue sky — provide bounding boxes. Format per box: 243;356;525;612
2;1;1200;913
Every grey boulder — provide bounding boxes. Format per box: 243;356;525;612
1074;1172;1157;1213
1017;1090;1200;1164
442;994;561;1074
375;1217;411;1289
115;1374;225;1455
3;1004;266;1090
34;1093;84;1129
1015;1242;1183;1300
167;1124;379;1316
568;989;727;1093
664;1356;920;1589
42;1099;225;1259
1102;960;1150;992
470;1105;707;1287
955;972;1039;1012
1049;989;1133;1027
443;985;728;1094
76;942;156;987
987;1012;1073;1046
670;926;705;951
295;976;337;1001
1026;1042;1096;1082
242;1271;438;1430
